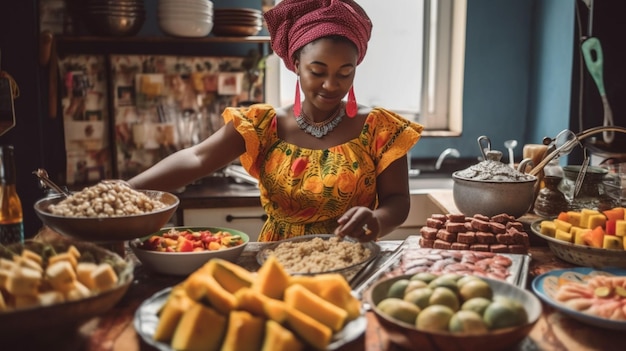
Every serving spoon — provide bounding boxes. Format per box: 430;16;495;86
504;139;518;168
32;168;71;197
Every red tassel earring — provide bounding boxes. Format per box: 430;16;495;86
346;86;357;118
293;79;301;117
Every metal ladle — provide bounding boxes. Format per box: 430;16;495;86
33;168;71;197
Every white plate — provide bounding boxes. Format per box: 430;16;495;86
134;287;367;350
531;267;626;330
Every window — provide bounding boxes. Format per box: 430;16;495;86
270;0;466;133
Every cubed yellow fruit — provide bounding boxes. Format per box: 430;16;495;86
6;267;42;296
603;235;623;250
566;211;582;227
48;252;78;270
91;263;118;292
540;221;557;237
572;227;591;245
21;249;43;266
46;260;77;293
587;214;607;231
555;229;573;243
553;219;573;233
580;209;601;228
616;220;626;237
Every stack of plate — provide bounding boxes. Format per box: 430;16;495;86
157;0;214;37
82;0;146;36
212;8;263;37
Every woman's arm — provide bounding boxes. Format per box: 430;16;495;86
335;155;411;240
127;122;246;192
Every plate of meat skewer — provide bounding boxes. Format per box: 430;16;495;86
532;267;626;330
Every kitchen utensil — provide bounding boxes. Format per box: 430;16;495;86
477;135;491;160
582;37;614;144
504;139;518;168
32;168;71;197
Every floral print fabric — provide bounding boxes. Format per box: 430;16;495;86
223;104;423;242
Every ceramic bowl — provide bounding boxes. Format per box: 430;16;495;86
158;17;214;37
364;274;542;351
530;220;626;268
0;239;134;340
33;191;179;243
129;226;249;276
256;234;380;284
452;172;537;218
158;4;213;14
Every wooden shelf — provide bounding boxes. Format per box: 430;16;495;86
53;35;271;57
55;35;271;45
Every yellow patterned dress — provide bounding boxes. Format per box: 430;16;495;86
223;104;423;242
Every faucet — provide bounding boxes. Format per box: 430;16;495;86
435;148;460;170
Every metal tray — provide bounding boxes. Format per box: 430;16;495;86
353;235;531;299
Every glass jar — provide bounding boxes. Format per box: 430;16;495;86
534;176;568;217
559;165;618;212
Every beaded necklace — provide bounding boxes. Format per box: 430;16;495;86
295;103;345;138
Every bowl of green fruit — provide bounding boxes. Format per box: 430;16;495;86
364;273;542;351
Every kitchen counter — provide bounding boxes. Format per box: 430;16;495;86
7;236;624;351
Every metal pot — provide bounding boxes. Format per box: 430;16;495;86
452;149;537;218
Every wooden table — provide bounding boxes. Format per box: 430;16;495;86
6;238;624;351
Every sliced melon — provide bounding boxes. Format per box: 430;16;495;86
221;310;265;351
183;271;237;314
171;302;227;351
211;259;254;294
284;305;333;350
261;320;304;351
154;285;193;342
284;283;348;332
252;255;290;300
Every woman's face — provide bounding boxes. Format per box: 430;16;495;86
295;38;358;113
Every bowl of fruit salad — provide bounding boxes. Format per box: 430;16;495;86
129;226;249;276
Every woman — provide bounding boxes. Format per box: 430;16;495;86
128;0;423;242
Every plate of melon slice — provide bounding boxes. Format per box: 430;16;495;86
134;257;367;350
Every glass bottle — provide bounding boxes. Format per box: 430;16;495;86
0;145;24;244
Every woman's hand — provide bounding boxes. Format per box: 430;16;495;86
334;206;380;242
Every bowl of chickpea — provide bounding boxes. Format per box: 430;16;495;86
33;181;179;243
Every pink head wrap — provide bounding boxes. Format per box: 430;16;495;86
264;0;373;72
